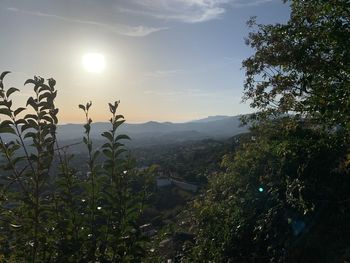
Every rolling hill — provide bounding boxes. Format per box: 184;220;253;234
56;115;247;146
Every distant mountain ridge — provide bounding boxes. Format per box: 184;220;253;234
56;115;248;146
191;115;232;123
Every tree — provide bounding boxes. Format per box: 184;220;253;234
243;0;350;128
186;119;350;262
185;0;350;262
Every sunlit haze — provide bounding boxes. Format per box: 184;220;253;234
82;53;106;73
0;0;290;123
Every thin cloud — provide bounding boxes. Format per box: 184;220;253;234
230;0;274;7
118;0;275;23
6;7;167;37
118;0;229;23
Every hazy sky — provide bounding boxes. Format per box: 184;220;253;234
0;0;290;123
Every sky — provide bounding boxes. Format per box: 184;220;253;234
0;0;290;123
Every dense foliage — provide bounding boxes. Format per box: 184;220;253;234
0;73;152;262
186;0;350;262
243;0;350;128
187;120;350;262
133;138;240;183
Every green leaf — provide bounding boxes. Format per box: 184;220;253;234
15;119;27;125
39;92;51;101
26;97;38;111
84;123;90;133
78;104;85;111
6;87;19;98
115;134;131;142
109;103;115;114
40;104;52;111
102;149;112;158
114;100;120;109
112;142;124;149
52;114;58;124
38;84;51;93
113;120;125;130
101;131;113;142
101;143;112;149
5;100;12;108
24;132;37;140
86;101;92;111
41;115;53;123
114;114;125;121
27;119;38;129
0;71;11;81
0;126;16;134
0;120;13;127
24;78;36;85
49;108;59;116
51;90;57;99
9;223;22;229
24;114;38;121
38;111;48;119
38;101;52;110
0;108;12;117
0;100;12;108
14;107;26;116
21;123;32;132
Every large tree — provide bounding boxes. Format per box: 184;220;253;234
243;0;350;128
185;1;350;262
186;120;350;262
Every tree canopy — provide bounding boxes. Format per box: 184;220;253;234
186;0;350;262
243;0;350;128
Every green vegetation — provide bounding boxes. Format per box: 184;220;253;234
0;0;349;262
184;0;350;262
242;0;350;127
132;137;241;183
186;120;350;262
0;74;152;262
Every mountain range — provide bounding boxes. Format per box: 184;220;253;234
0;115;248;149
56;115;247;147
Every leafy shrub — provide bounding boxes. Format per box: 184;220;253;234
0;71;152;262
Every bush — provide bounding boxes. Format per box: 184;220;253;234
0;72;152;262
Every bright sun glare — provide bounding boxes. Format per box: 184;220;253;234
82;53;106;73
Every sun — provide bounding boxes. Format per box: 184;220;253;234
82;53;106;73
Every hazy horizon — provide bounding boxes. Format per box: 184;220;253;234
59;114;239;125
